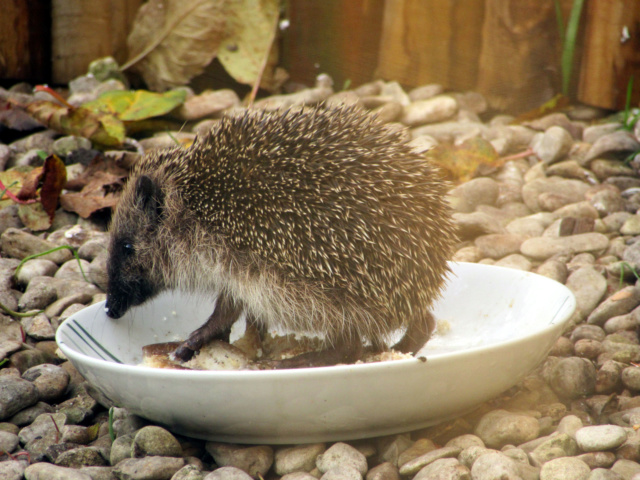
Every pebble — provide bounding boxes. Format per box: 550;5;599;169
204;466;254;480
320;465;363;480
22;363;69;402
520;232;609;260
397;445;461;476
55;446;107;467
110;433;134;466
575;425;628;451
178;89;240;120
474;234;527;259
0;376;39;420
529;433;579;466
316;442;368;476
365;462;400;480
540;457;590;480
522;177;590;212
113;456;185;479
0;428;18;452
400;96;458;127
449;177;500;212
474;410;540;449
206;443;273;478
274;443;326;475
0;460;26;480
588;286;640;326
132;425;182;457
531;126;574;164
14;259;58;286
470;452;521;480
413;458;470;480
281;473;318;480
586;131;640;161
0;228;73;263
611;459;640;479
621;366;640;391
547;356;597;399
24;462;93;480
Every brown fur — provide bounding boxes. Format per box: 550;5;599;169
106;105;457;354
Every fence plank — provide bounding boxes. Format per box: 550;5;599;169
577;0;640;110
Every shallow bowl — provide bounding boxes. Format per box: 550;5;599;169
56;262;575;444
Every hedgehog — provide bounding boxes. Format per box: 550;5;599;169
104;105;457;368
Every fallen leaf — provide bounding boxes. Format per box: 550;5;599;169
123;0;228;91
64;155;128;191
513;94;571;123
60;155;128;218
60;187;121;219
83;89;187;122
0;169;28;208
24;100;125;146
426;137;501;183
16;167;44;201
217;0;280;90
0;98;44;131
18;202;51;231
39;155;67;221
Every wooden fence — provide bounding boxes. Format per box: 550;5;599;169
2;0;639;113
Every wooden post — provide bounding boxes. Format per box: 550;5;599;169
578;0;640;110
52;0;143;84
374;0;484;92
476;0;563;112
0;0;51;84
284;0;384;88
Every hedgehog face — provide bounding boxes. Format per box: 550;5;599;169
105;175;166;319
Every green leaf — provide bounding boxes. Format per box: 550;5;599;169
83;89;187;122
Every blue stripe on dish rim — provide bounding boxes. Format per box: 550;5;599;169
65;319;123;364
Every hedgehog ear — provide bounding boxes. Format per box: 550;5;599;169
134;175;164;224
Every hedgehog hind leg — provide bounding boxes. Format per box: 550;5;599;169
392;311;435;355
174;292;242;361
257;338;364;369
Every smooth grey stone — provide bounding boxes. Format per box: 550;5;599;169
470;452;521;480
413;458;469;480
316;442;367;475
274;443;326;475
206;442;273;479
203;466;254;480
24;462;92;480
540;457;590;480
0;376;39;420
113;456;184;480
132;425;182;458
474;410;539;449
575;425;628;452
22;364;69;402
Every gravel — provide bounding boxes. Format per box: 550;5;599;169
3;75;640;479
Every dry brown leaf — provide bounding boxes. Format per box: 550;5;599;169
123;0;228;91
217;0;280;90
60;181;121;218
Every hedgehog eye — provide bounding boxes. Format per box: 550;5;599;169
121;242;134;256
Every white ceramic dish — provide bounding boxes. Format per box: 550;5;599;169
56;262;575;444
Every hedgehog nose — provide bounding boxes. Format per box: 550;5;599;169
104;297;123;319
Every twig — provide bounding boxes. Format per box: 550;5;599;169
0;178;37;205
248;12;280;107
500;148;536;163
